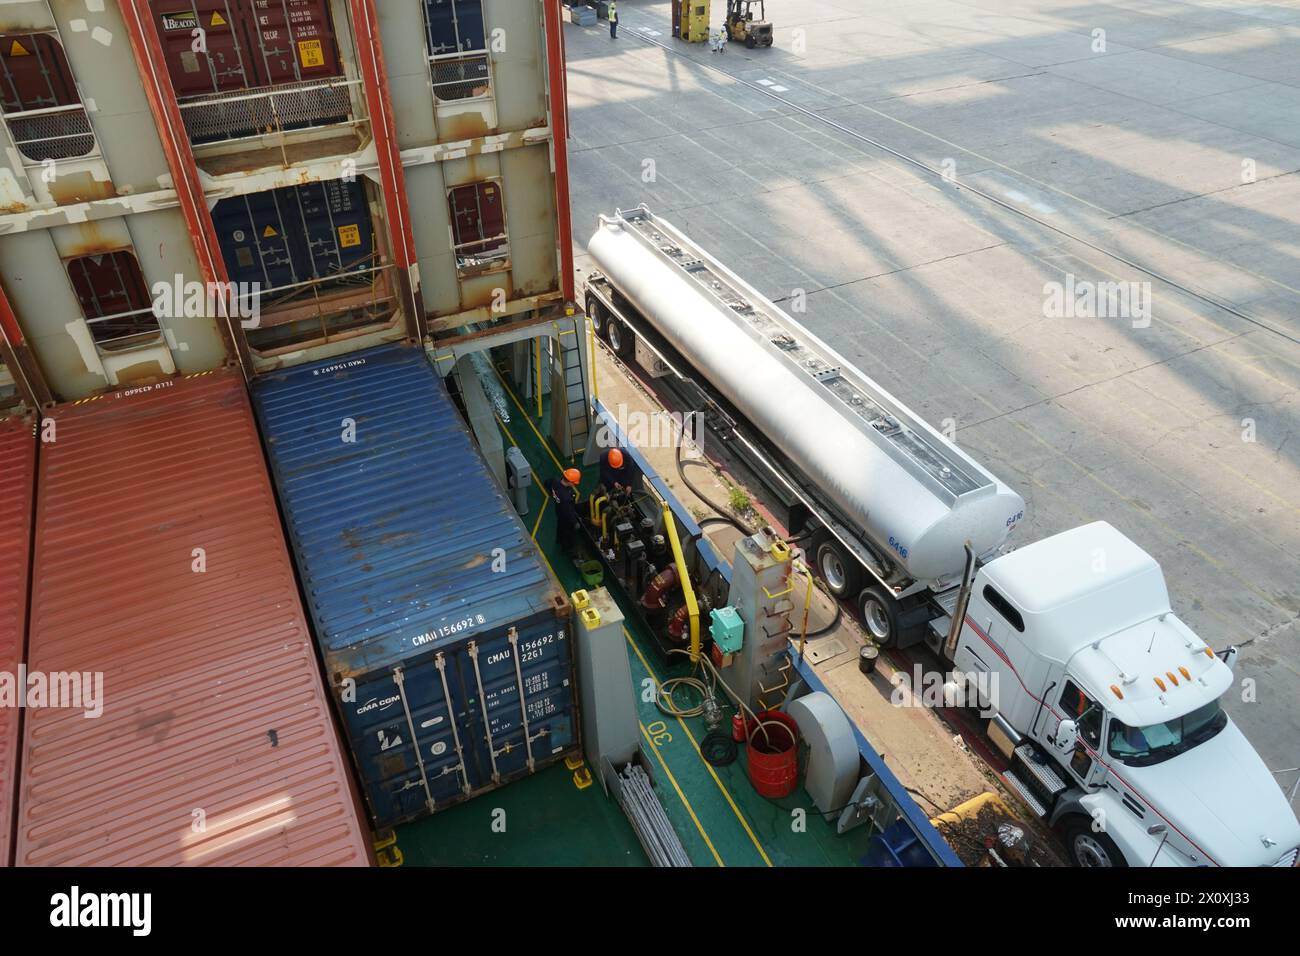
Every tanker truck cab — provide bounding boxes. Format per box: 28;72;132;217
952;521;1300;868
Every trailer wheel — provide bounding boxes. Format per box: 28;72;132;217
813;534;862;600
1063;820;1127;868
857;585;900;647
588;300;608;339
607;317;635;360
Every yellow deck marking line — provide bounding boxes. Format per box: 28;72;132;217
494;412;727;867
624;625;774;868
496;365;773;865
531;494;549;539
639;722;724;867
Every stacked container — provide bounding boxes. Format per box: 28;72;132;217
0;416;35;867
152;0;349;142
252;343;578;828
16;371;369;865
212;178;377;294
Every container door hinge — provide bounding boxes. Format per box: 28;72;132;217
435;652;473;795
468;642;502;784
507;627;537;772
392;667;437;813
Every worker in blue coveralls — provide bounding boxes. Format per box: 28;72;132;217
609;1;618;38
545;468;583;557
600;447;637;495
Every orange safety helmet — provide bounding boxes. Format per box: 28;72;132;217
563;468;582;485
607;448;624;470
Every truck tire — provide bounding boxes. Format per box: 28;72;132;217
607;317;636;360
813;534;862;600
1063;819;1127;868
589;300;608;339
858;585;900;647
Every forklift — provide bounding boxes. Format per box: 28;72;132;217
725;0;773;48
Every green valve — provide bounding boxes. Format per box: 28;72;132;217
709;606;744;654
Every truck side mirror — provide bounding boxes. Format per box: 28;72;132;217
1053;719;1079;755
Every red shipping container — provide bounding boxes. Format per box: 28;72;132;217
0;415;36;868
17;371;369;866
247;0;345;85
153;1;259;96
151;0;343;97
0;33;81;112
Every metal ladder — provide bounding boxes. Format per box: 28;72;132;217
553;314;591;458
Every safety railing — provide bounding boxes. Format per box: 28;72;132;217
240;256;400;355
84;306;165;354
177;76;361;145
237;254;388;315
453;236;509;275
429;51;492;103
4;102;96;164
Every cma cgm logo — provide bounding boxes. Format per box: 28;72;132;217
356;694;400;716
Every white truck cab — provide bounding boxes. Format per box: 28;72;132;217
949;521;1300;867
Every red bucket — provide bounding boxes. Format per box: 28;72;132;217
744;710;800;798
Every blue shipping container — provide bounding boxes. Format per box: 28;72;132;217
252;343;578;828
213;177;375;297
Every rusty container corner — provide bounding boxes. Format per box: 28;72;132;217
250;343;579;830
17;371;370;866
0;415;36;868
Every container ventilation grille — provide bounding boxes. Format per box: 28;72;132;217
8;107;94;162
178;78;352;143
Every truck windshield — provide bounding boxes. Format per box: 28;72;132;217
1107;700;1228;767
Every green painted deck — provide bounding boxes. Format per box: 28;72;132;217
395;371;875;867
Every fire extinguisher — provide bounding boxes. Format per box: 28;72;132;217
731;713;746;743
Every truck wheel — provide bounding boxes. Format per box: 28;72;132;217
858;585;900;647
1063;820;1127;868
589;300;608;339
607;317;635;360
813;534;862;600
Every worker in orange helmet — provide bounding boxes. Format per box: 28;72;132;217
544;467;584;556
600;446;637;495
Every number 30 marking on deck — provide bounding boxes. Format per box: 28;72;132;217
646;721;672;746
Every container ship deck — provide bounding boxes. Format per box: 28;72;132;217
394;364;882;868
0;0;1294;881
